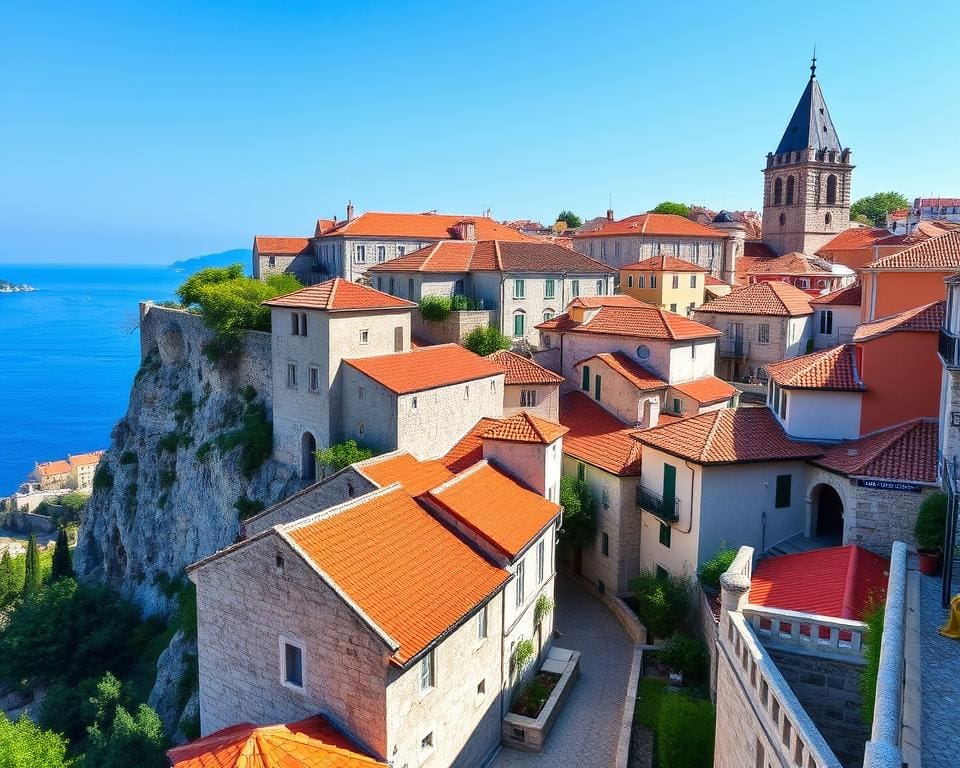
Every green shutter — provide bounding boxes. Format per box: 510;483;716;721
662;464;676;513
577;463;585;481
514;313;525;337
594;374;602;401
581;365;590;391
659;522;672;548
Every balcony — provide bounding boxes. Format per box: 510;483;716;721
939;328;960;370
636;486;679;523
718;339;751;359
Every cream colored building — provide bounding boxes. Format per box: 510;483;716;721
619;254;708;315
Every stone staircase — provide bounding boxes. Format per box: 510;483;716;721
761;532;842;560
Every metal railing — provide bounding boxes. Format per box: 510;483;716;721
943;457;959;608
636;485;680;522
939;329;960;370
718;338;751;358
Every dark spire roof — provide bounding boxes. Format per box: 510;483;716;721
775;62;842;155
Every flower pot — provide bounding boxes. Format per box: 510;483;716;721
917;548;942;576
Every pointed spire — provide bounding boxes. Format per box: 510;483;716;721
774;57;841;155
810;45;817;79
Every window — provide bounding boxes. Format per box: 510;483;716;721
411;396;418;410
819;309;833;335
397;245;406;257
537;540;545;583
515;560;525;607
826;174;838;205
308;365;319;393
637;344;650;361
571;279;580;297
357;386;365;400
300;313;307;336
477;605;488;639
544;279;555;299
376;245;386;262
581;365;590;391
627;275;634;288
672;397;682;415
656;565;669;580
775;474;792;508
779;390;787;419
291;313;300;335
421;732;433;750
601;532;609;556
797;278;809;289
513;312;525;338
513;279;525;299
637;274;645;288
286;363;297;389
779;213;786;227
360;329;369;344
825;212;833;226
280;637;305;691
758;323;770;344
774;177;783;205
388;277;395;295
671;274;679;289
520;389;537;407
594;373;602;401
755;739;765;768
543;334;552;348
477;679;486;696
420;651;434;691
689;275;697;289
601;487;609;507
659;522;671;548
408;278;414;298
786;176;795;205
691;343;697;359
464;385;470;400
358;422;365;436
577;462;585;482
354;245;366;263
670;303;677;313
650;274;657;289
597;279;606;295
394;326;403;352
268;255;275;267
543;309;554;322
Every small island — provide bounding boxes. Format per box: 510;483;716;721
0;278;35;293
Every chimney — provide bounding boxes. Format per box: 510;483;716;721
453;220;477;241
346;200;355;222
606;208;614;221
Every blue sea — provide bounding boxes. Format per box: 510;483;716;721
0;264;187;494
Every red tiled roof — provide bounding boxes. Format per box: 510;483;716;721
343;344;504;395
36;460;71;477
316;212;533;242
750;546;889;621
620;254;708;272
695;281;812;317
865;230;960;270
538;304;721;340
852;301;944;342
315;218;336;236
559;392;643;476
747;252;833;276
670;376;737;405
764;345;863;391
568;294;645;308
486;350;564;385
635;407;822;465
441;418;502;474
368;240;614;274
809;283;862;306
736;241;778;284
705;276;727;286
263;278;416;311
575;352;667;391
480;412;568;445
573;213;725;239
253;236;313;256
424;462;561;559
287;486;509;664
167;716;386;768
818;227;896;252
357;452;454;497
68;451;104;467
917;197;960;208
813;419;939;483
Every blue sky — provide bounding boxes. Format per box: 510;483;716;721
2;0;958;264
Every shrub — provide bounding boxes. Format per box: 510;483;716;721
315;440;375;476
462;325;511;356
450;294;476;311
93;463;113;492
915;491;947;551
157;431;180;453
698;544;737;591
159;469;177;490
51;528;72;581
81;700;167;768
21;535;40;598
630;570;692;640
558;475;597;549
39;676;102;745
860;600;885;725
0;712;70;768
649;201;690;217
534;594;555;626
234;495;265;521
173;391;195;425
119;451;138;466
58;491;90;512
216;398;273;478
176;580;198;642
0;551;22;608
511;638;535;678
419;295;452;322
510;672;560;718
195;441;213;463
656;633;707;680
657;694;715;768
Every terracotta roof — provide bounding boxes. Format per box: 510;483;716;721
441;417;502;474
763;345;863;391
917;197;960;208
635;407;822;465
705;276;728;287
263;278;415;312
286;486;509;664
573;213;725;239
813;419;939;483
343;344;504;395
167;716;386;768
558;392;643;475
480;412;568;445
670;376;737;405
368;240;614;274
864;229;960;270
36;460;71;477
486;350;565;385
68;450;104;467
253;236;313;256
356;452;454;497
852;301;944;342
620;254;708;272
750;546;889;621
424;462;561;559
818;227;896;252
537;304;721;341
736;241;779;284
568;294;645;309
575;352;666;391
747;252;833;276
809;283;862;306
316;212;532;242
315;218;336;236
695;281;812;317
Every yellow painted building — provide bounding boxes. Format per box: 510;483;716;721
619;254;708;315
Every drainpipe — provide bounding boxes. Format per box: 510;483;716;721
680;461;697;535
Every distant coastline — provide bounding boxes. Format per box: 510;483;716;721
0;278;35;293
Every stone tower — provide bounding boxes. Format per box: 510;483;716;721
761;57;854;255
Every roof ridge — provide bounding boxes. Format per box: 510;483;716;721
839;544;861;620
423;241;445;271
429;459;489;496
281;483;401;533
699;410;726;463
494;240;503;271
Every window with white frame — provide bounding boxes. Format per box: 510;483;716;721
376;245;386;262
597;279;606;295
513;279;525;299
477;605;488;639
286;363;297;389
690;275;697;288
819;310;833;335
571;279;580;297
758;324;770;344
637;274;645;288
520;389;537;407
354;245;366;263
536;540;545;583
308;365;319;393
513;312;525;338
515;560;525;607
397;245;406;257
360;329;369;344
671;274;679;289
544;279;555;299
279;636;306;692
420;650;435;691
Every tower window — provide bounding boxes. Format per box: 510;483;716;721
773;177;783;206
826;174;838;205
779;213;786;227
785;176;795;205
825;213;833;226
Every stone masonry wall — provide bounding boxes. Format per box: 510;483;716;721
411;309;497;346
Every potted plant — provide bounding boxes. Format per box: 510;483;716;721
914;492;948;576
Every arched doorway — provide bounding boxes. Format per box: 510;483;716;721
813;483;844;541
301;432;317;481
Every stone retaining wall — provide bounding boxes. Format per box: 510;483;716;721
411;308;497;345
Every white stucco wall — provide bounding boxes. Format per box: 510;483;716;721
572;356;664;426
812;304;860;349
482;437;563;502
778;389;862;441
637;448;702;577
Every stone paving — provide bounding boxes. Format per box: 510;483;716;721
919;572;960;768
491;576;634;768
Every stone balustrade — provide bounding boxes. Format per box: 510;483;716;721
744;606;866;662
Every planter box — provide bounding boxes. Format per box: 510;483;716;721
502;647;581;752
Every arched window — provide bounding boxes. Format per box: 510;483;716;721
301;432;317;481
825;212;832;226
543;309;555;322
774;177;783;206
826;174;838;205
785;176;795;205
512;310;526;338
779;213;786;227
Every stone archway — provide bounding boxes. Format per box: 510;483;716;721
812;483;844;542
301;432;317;481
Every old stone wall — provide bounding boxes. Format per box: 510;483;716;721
411;309;497;345
573;235;725;277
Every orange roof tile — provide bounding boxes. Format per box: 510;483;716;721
424;462;560;559
368;240;614;274
538;304;721;341
559;392;643;476
68;450;104;467
705;276;728;287
695;281;813;317
747;252;833;276
287;486;509;664
573;213;726;239
357;452;454;497
635;407;822;465
486;350;565;385
809;283;862;306
736;241;779;284
441;418;503;473
480;412;568;444
620;254;708;272
36;460;71;477
852;301;944;342
567;294;645;309
343;344;504;395
575;352;667;391
253;236;313;256
764;345;863;391
818;227;896;252
168;716;386;768
263;278;415;312
750;546;889;621
865;229;960;270
813;418;939;483
670;376;737;405
316;212;533;242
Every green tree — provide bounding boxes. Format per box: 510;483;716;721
629;569;692;640
914;491;947;551
657;694;715;768
0;713;70;768
0;550;21;607
51;528;72;581
558;475;597;549
21;535;40;597
462;325;511;356
82;686;166;768
555;210;582;229
850;192;910;227
650;201;691;217
315;440;375;476
698;544;737;591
